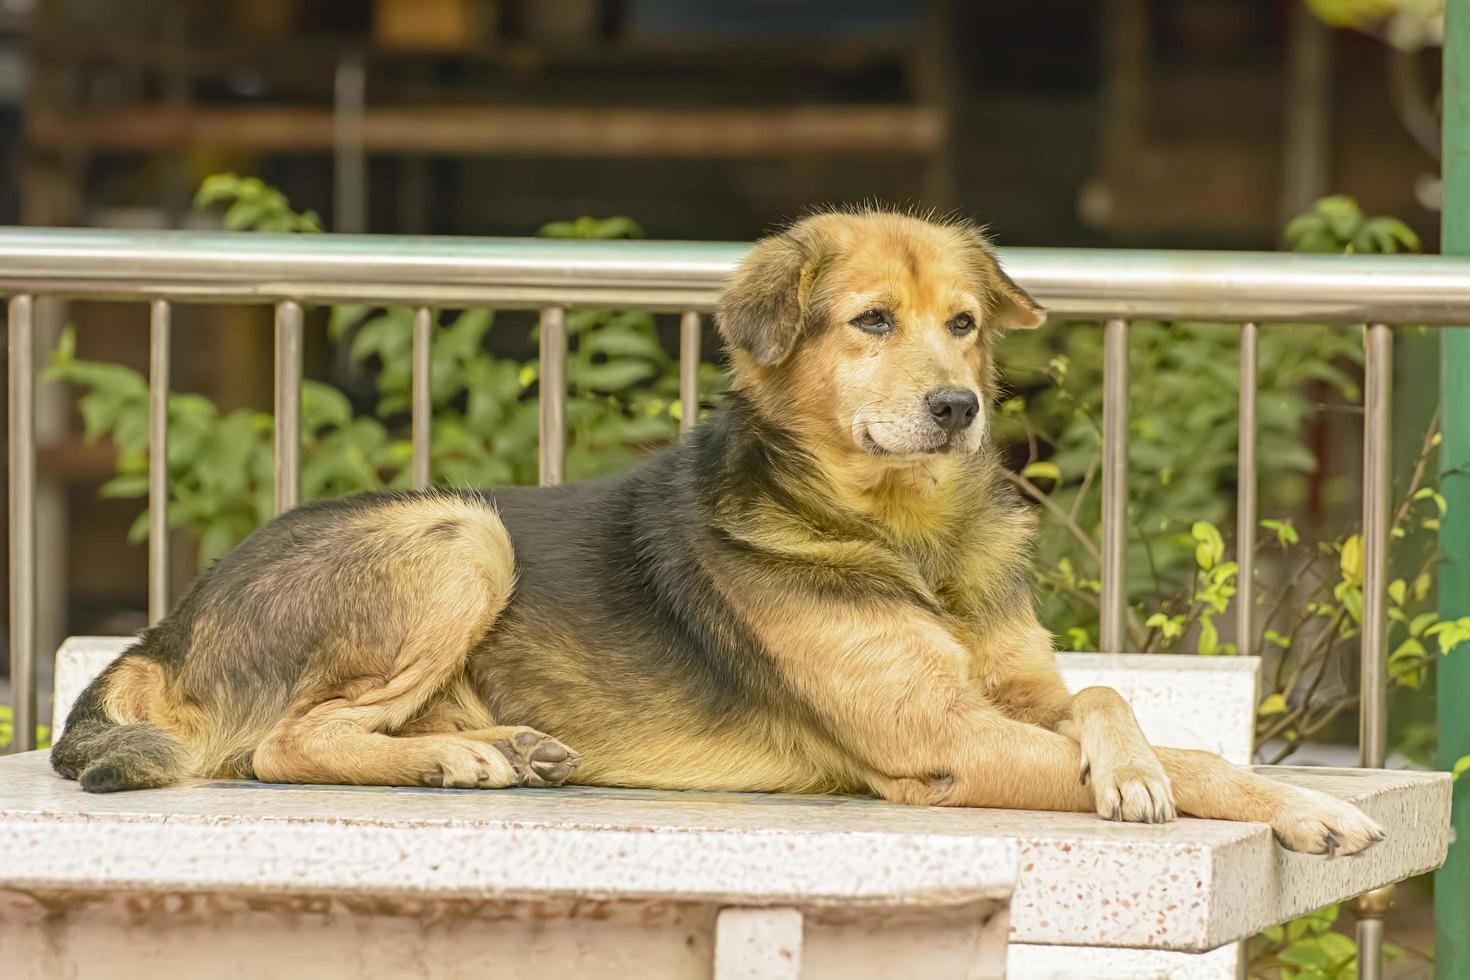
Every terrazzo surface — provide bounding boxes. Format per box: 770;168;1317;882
0;751;1449;951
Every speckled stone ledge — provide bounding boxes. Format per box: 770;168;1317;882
0;752;1449;952
0;753;1015;910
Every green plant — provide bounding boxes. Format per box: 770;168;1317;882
0;704;50;751
1249;902;1415;979
1284;195;1421;254
47;175;723;567
994;200;1400;650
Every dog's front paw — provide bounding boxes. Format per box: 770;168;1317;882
1081;743;1176;824
1271;787;1385;857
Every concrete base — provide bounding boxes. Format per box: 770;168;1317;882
1009;942;1242;979
0;890;1012;980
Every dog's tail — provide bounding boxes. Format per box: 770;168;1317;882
50;648;191;793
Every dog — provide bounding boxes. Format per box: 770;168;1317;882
53;209;1383;857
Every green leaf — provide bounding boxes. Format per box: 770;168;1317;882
1387;579;1406;606
1389;638;1427;663
1197;616;1219;655
1339;534;1363;587
1453;755;1470;781
302;381;354;432
327;304;373;341
1191;521;1224;571
1410;612;1439;638
582;328;668;362
127;509;151;544
1021;461;1062;483
568;359;658;392
99;474;149;499
1261;518;1300;547
1258;693;1289;716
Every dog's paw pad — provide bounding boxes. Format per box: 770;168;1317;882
494;729;581;788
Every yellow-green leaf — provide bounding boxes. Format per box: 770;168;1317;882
1258;693;1289;716
1339;534;1363;587
1388;579;1406;606
1021;461;1062;483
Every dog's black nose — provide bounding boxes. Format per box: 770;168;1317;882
926;387;980;435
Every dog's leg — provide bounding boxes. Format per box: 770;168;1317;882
1057;686;1175;824
965;614;1175;824
1020;683;1376;855
1155;747;1384;856
251;496;579;790
253;724;579;789
761;600;1383;855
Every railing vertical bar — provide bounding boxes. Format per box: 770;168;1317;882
1236;321;1258;654
538;306;566;486
273;300;303;515
1361;321;1392;769
1356;322;1393;980
148;299;170;625
679;310;701;439
1356;918;1384;980
7;295;36;758
7;294;36;753
1352;320;1387;764
1100;316;1129;653
411;306;432;489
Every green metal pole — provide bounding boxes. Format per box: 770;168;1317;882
1438;2;1470;976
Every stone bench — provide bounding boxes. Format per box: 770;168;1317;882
3;637;1449;979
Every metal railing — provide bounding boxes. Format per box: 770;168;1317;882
4;228;1465;763
4;226;1461;973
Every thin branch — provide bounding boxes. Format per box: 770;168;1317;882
1002;469;1102;564
1070;454;1099;523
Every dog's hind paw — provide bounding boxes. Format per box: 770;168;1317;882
1271;788;1385;857
493;729;582;788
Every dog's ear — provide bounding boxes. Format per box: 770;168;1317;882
989;264;1046;331
960;227;1046;332
716;230;822;367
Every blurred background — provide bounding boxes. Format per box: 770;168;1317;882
0;0;1446;646
0;3;1459;971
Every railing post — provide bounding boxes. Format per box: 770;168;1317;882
1100;316;1129;653
1360;323;1393;771
148;300;171;624
6;294;36;753
1236;322;1258;654
1354;323;1394;979
679;311;701;440
1438;1;1470;975
538;307;566;486
411;306;432;489
273;301;303;514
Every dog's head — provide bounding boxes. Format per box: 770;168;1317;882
716;210;1044;468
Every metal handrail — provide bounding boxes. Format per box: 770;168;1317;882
2;227;1470;321
0;229;1427;820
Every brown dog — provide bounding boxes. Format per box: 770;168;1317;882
53;210;1383;857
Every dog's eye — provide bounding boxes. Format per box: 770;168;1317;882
850;309;892;335
948;312;977;336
